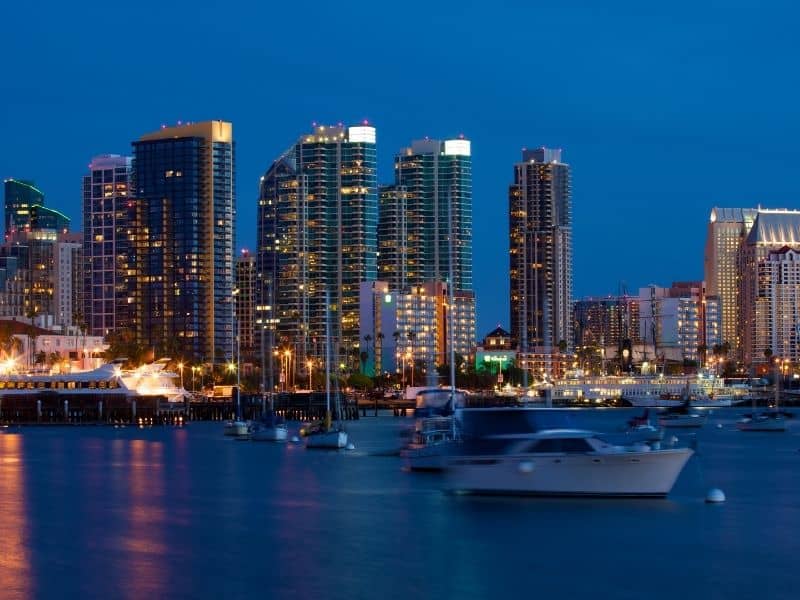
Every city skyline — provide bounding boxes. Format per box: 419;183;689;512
4;1;800;336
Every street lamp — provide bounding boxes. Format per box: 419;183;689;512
191;366;197;392
307;359;313;391
178;362;184;390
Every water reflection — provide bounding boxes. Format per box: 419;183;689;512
122;438;166;600
0;434;31;598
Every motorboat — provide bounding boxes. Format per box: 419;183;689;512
737;411;787;432
443;429;693;497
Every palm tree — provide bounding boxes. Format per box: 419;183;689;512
376;332;385;374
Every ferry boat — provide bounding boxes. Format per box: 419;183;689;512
0;359;191;419
547;371;745;407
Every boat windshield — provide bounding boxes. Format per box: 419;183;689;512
523;438;594;453
459;409;575;439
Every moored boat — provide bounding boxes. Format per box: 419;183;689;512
444;429;693;497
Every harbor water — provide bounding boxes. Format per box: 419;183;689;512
0;409;798;599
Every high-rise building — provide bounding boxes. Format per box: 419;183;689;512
82;154;135;336
235;250;256;357
132;121;235;363
509;148;573;370
739;209;800;368
378;138;472;291
3;179;70;241
257;123;377;367
703;207;757;352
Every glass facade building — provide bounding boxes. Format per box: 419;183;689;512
257;124;377;368
378;138;472;292
82;155;134;336
132;121;235;363
4;179;70;241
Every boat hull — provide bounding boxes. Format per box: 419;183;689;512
251;425;288;442
223;421;250;437
305;429;348;449
444;448;693;497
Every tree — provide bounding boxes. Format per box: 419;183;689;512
347;372;374;391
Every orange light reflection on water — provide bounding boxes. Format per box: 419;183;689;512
121;438;167;600
0;434;31;598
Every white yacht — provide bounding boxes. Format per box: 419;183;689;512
444;429;693;497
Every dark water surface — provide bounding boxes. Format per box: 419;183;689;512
0;409;798;600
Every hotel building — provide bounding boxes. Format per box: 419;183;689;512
703;207;757;353
739;210;800;368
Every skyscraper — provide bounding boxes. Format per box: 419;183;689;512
509;148;572;369
703;207;757;352
257;123;377;367
82;154;135;336
378;137;472;291
132;121;235;363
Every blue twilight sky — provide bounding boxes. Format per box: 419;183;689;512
2;0;800;336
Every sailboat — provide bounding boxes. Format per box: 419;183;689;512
738;364;787;432
305;290;348;449
223;386;250;438
658;384;707;428
251;394;288;442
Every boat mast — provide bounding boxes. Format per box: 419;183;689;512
325;288;331;419
448;188;456;403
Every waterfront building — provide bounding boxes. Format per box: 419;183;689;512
475;326;517;377
359;280;476;378
704;207;757;353
235;250;256;357
378;137;472;291
739;210;800;368
132;121;235;363
3;179;70;241
82;154;135;336
257;123;377;369
509;148;572;375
